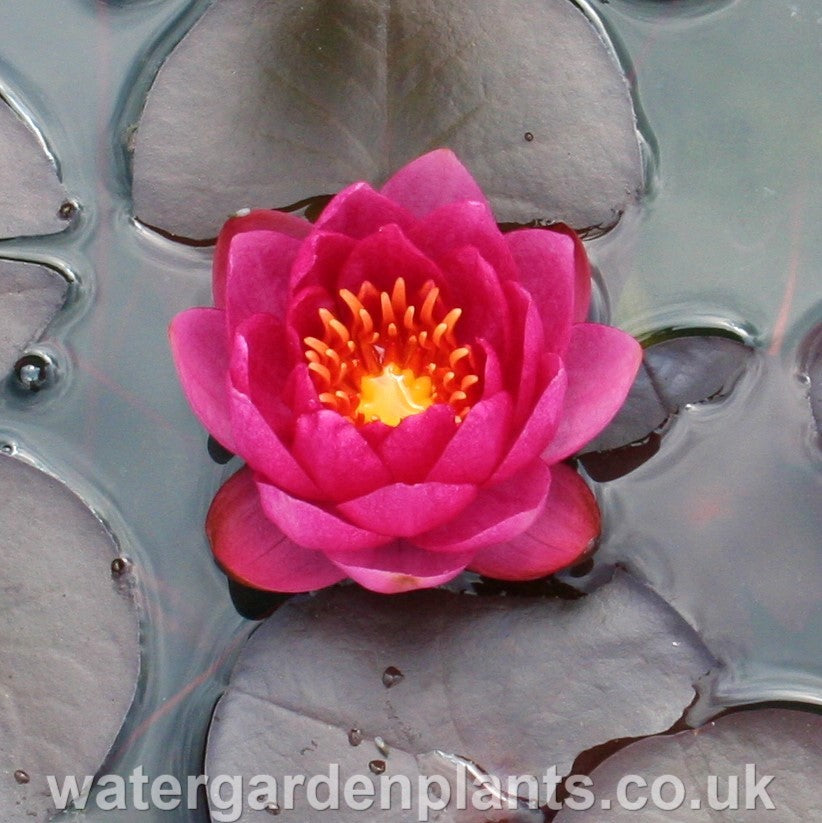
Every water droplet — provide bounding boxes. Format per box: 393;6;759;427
382;666;403;688
265;802;281;815
14;769;30;784
58;200;77;220
797;373;811;387
110;557;129;576
348;728;363;746
524;131;535;142
368;759;386;775
0;443;13;455
374;735;389;757
14;353;53;392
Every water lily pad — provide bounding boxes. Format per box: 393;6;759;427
555;707;821;820
206;572;712;820
0;259;68;377
0;97;68;239
0;455;140;821
132;0;642;240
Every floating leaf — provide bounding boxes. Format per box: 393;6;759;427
0;98;68;239
0;259;68;377
555;707;822;820
0;455;140;822
132;0;642;240
206;572;712;820
798;321;822;437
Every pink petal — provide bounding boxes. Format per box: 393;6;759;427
291;410;392;502
505;228;576;353
206;468;344;593
381;149;487;217
542;324;643;463
285;283;335;354
315;182;414;239
228;385;322;499
376;404;458;484
288;230;356;295
415;459;551;554
229;313;293;435
325;541;473;594
168;307;235;451
492;355;567;482
469;463;600;580
337;482;478;537
223;229;303;332
427;392;513;484
256;478;389;552
503;281;545;425
213;209;310;308
407;200;518;281
336;223;443;297
437;246;510;352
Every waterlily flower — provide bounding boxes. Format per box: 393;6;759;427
170;150;641;594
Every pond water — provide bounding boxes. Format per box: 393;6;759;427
0;0;819;820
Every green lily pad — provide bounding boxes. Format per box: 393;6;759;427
0;455;140;822
206;572;712;820
132;0;642;240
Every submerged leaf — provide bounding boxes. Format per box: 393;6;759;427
206;572;712;820
132;0;642;240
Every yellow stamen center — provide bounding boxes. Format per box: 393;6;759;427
304;277;480;426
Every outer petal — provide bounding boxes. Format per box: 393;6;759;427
256;478;389;552
206;468;344;593
228;385;321;499
414;459;551;554
314;182;414;239
503;281;545;425
376;404;458;484
229;313;293;435
542;324;642;463
337;482;478;537
326;541;473;594
169;307;235;451
223;229;304;332
491;355;566;482
213;209;310;308
291;410;392;502
427;392;513;484
469;462;600;580
506;228;575;354
380;149;487;217
407;200;518;281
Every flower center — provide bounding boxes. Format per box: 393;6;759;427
304;277;480;426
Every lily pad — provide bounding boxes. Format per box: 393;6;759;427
206;572;712;820
132;0;642;240
555;707;822;820
0;455;140;821
0;97;68;239
0;259;68;378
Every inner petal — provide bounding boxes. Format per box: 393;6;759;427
304;277;482;427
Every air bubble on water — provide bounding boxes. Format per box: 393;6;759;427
382;666;404;688
14;353;53;392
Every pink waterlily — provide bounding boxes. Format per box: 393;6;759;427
170;150;641;594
